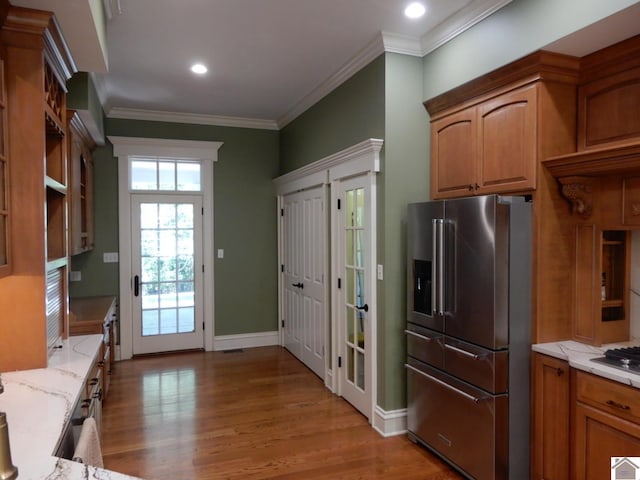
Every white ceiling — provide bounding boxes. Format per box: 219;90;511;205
10;0;513;128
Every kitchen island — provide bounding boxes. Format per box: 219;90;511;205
0;335;140;480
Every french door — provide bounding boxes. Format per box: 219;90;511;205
131;195;204;354
337;175;373;419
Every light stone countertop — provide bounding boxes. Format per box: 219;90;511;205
533;339;640;388
0;335;141;480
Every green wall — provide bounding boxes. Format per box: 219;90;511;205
70;119;280;337
279;55;385;174
378;53;429;410
422;0;640;100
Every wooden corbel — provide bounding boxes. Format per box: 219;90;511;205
558;176;594;219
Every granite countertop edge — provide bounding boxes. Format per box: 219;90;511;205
0;335;142;480
532;339;640;389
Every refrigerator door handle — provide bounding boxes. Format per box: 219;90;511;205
431;219;440;315
436;219;445;316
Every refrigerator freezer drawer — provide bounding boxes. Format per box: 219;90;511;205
443;337;508;394
406;359;508;480
406;324;444;369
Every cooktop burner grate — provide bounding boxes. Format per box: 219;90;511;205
604;346;640;363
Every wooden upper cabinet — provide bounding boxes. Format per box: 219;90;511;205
425;51;580;200
431;109;476;197
477;84;537;194
68;110;95;255
430;83;536;198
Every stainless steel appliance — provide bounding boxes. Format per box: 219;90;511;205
406;195;531;480
592;346;640;375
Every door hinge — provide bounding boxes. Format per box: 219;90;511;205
202;207;204;215
281;320;285;328
338;356;342;368
338;278;341;289
202;264;205;273
202;322;205;330
337;198;341;210
281;264;284;273
281;208;284;217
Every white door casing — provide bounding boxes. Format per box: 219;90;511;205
111;136;222;360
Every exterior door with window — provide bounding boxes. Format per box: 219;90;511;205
130;159;204;355
337;175;373;419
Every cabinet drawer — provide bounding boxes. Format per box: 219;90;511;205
575;370;640;424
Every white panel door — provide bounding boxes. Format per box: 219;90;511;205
282;186;327;378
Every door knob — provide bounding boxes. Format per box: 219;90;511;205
355;304;369;312
291;282;304;289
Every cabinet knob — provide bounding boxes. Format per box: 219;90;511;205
556;368;564;376
468;184;474;191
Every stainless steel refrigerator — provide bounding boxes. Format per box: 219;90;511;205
406;195;531;480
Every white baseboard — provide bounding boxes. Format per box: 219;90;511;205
213;331;279;351
372;406;407;437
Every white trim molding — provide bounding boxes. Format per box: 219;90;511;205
213;331;280;351
109;136;222;359
108;107;279;131
274;138;383;195
372;407;408;437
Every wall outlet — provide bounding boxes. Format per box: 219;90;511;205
103;252;119;263
69;271;81;282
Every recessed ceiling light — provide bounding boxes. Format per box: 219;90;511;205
404;2;426;19
190;63;208;75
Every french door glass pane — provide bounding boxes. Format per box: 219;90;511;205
140;202;196;337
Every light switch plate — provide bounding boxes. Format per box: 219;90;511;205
69;271;81;282
103;252;119;263
217;249;224;259
377;264;383;280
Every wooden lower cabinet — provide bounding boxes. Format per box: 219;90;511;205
532;353;570;480
573;402;640;480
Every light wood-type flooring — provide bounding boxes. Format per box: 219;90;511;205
101;346;462;479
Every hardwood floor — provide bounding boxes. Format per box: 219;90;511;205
101;346;462;479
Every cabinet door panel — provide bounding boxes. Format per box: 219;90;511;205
532;353;570;480
477;85;537;193
574;402;640;480
431;109;476;198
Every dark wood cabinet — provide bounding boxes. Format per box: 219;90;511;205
573;370;640;480
0;4;75;371
69;296;116;401
532;353;570;480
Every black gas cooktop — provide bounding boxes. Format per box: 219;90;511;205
591;346;640;375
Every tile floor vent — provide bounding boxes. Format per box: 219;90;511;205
223;348;244;354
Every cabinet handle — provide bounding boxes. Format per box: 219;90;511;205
556;368;564;376
468;184;474;191
474;183;479;190
134;275;140;296
606;399;631;411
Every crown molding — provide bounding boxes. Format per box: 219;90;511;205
420;0;513;55
95;0;512;132
276;35;386;128
381;32;423;57
107;106;279;131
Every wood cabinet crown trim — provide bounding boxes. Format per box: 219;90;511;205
424;50;580;116
544;142;640;178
